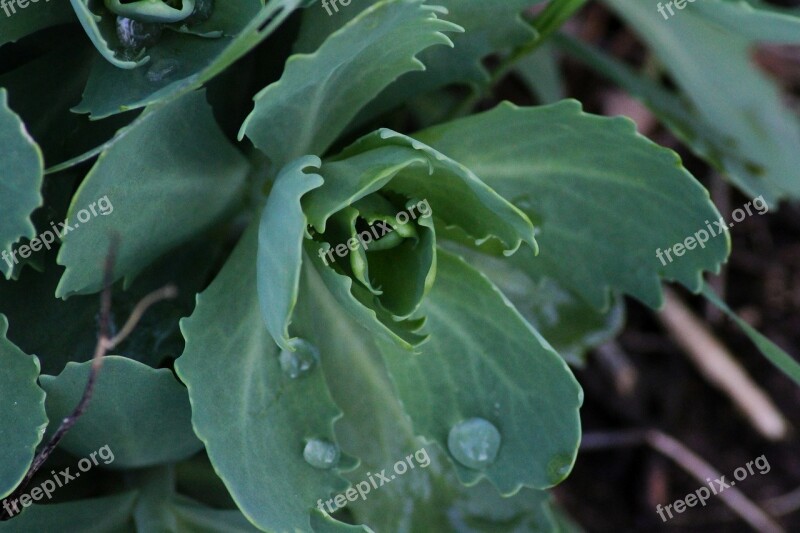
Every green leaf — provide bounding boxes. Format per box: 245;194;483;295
240;0;461;170
0;239;222;375
0;89;44;280
703;283;800;387
259;128;536;352
0;314;47;500
0;258;100;375
257;156;324;351
307;129;536;257
445;479;563;532
311;510;372;533
175;454;239;509
103;0;196;23
0;44;136;172
39;356;203;468
602;0;800;203
417;101;729;309
175;223;354;532
131;466;260;532
555;33;733;188
0;0;75;46
450;244;624;366
55;90;249;298
699;0;800;42
378;251;582;493
69;0;149;69
0;492;138;532
291;247;567;531
172;496;262;533
294;0;542;122
74;0;301;119
515;43;565;105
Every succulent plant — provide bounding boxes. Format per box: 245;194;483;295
1;0;798;531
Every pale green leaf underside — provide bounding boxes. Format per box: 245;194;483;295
70;0;147;69
258;156;324;352
74;0;301;119
0;89;44;280
175;224;355;533
256;154;430;353
39;356;202;469
56;90;249;298
603;0;800;203
306;129;536;257
240;0;462;170
0;315;47;500
380;251;583;494
418;101;729;309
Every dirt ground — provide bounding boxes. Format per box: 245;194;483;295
539;3;800;531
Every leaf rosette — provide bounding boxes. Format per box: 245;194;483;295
257;128;538;352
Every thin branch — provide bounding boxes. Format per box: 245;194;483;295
763;485;800;516
581;429;784;532
106;284;177;351
1;241;177;521
594;341;638;396
657;288;789;440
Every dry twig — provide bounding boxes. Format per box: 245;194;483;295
582;429;784;532
0;241;176;521
658;287;789;440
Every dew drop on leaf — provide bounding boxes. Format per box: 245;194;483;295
116;17;163;49
447;417;501;470
546;453;573;484
146;59;181;83
279;339;319;379
303;439;340;470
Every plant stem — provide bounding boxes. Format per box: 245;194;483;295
0;240;176;521
449;0;588;120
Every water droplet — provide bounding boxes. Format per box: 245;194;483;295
279;339;319;379
447;418;501;470
303;439;340;469
546;454;573;483
116;16;162;49
146;59;181;83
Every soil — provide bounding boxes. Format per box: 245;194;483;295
538;3;800;531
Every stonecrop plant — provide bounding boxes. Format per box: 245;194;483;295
1;0;799;531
